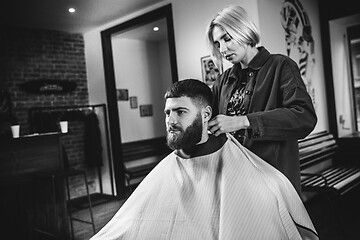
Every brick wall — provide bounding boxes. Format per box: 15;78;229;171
0;27;88;131
0;27;98;198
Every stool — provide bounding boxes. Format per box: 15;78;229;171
33;168;96;239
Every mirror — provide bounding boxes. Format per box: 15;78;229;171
112;18;170;142
101;4;178;198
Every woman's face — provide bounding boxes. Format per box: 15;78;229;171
212;25;246;65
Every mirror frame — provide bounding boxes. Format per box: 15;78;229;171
101;4;178;198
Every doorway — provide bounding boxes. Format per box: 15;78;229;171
347;24;360;131
101;4;178;198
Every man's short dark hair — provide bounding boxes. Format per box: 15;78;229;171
164;79;213;108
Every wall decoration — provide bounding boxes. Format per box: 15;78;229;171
130;96;138;109
280;0;316;108
19;80;77;94
140;104;153;117
201;55;223;88
116;89;129;101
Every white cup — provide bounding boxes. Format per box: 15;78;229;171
11;125;20;138
60;121;68;133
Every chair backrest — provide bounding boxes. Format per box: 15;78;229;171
298;131;338;170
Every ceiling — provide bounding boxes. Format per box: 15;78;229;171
2;0;165;34
113;18;168;42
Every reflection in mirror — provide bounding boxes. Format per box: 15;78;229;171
112;18;171;143
101;4;178;197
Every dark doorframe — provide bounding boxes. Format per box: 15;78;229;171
100;4;178;199
347;24;360;132
318;0;359;138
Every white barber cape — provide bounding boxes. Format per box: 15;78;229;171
91;133;318;240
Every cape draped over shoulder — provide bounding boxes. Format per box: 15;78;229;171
91;133;318;240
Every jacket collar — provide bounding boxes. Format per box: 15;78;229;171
226;46;271;84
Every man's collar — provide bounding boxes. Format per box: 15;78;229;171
176;134;227;158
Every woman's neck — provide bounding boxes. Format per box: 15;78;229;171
241;46;258;68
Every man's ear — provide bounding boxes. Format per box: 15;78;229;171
202;106;212;122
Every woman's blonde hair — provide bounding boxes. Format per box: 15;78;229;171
206;5;260;64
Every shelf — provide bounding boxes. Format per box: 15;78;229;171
19;132;61;138
351;38;360;45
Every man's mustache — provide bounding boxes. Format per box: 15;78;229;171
167;124;182;131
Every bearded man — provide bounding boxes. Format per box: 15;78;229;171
91;79;318;240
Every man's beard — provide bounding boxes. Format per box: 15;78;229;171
166;113;203;150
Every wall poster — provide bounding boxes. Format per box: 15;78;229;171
280;0;316;108
201;55;223;88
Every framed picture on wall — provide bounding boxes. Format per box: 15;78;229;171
201;55;223;88
140;104;153;117
130;96;138;109
116;89;129;101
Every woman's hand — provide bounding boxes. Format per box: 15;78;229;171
208;114;250;136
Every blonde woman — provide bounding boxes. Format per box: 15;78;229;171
206;5;317;194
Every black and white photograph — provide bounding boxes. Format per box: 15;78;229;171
1;0;359;239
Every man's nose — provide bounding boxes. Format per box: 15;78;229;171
167;112;177;124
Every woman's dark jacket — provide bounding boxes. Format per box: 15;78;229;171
212;47;317;193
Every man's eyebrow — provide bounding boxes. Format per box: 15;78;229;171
164;107;189;112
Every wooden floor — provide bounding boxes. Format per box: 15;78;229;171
304;189;360;240
72;196;125;240
73;189;360;240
